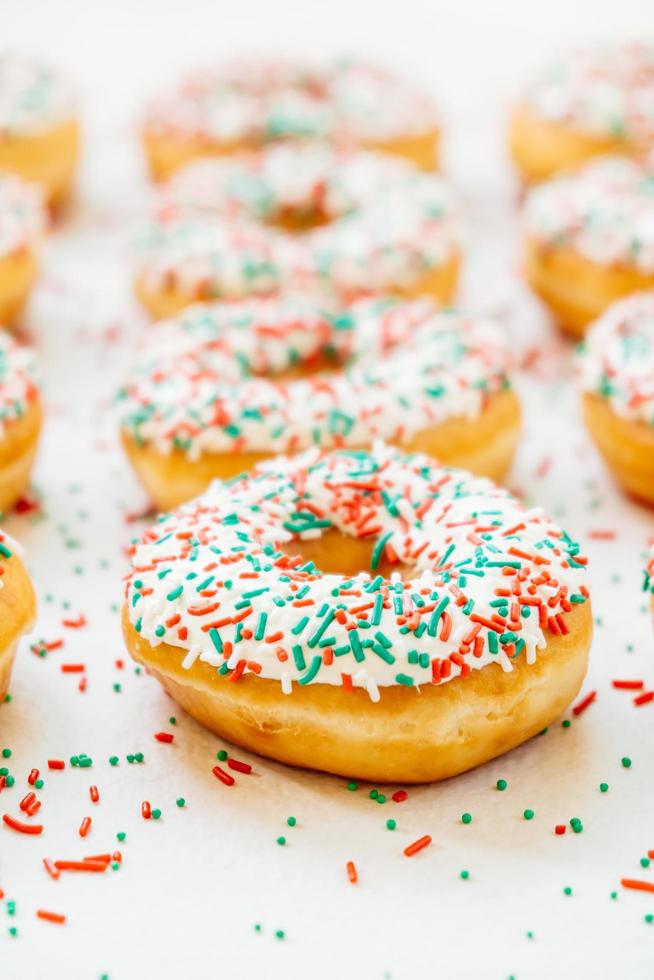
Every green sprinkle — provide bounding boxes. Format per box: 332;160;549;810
276;836;286;846
496;778;508;791
346;782;358;792
563;886;573;896
386;819;396;831
523;809;535;821
217;749;228;761
600;782;609;793
176;798;185;808
460;870;470;880
151;809;162;820
286;816;296;827
621;756;632;769
461;812;472;825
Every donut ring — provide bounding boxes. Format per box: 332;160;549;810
522;157;654;337
142;57;440;180
0;531;36;700
117;296;520;510
579;291;654;505
509;43;654;183
122;443;592;783
0;173;45;327
0;55;79;209
133;145;459;319
0;329;41;513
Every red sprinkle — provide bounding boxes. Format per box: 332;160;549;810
43;858;61;880
634;691;654;707
612;679;644;690
54;860;106;873
89;785;99;803
212;765;235;786
28;769;40;786
48;760;65;770
79;816;92;838
572;690;596;717
404;835;432;857
3;813;43;835
346;860;358;883
36;910;66;925
141;801;152;820
154;731;174;744
392;790;409;803
555;825;567;835
227;757;252;774
621;878;654;894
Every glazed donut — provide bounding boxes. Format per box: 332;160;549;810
0;54;79;208
142;56;440;181
522;156;654;337
0;530;36;700
117;295;520;510
509;42;654;183
578;291;654;505
121;442;592;783
133;144;459;319
0;174;45;327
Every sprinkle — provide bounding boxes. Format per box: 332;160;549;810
3;813;43;835
36;910;66;925
212;765;235;786
346;860;358;883
572;690;596;716
404;835;432;857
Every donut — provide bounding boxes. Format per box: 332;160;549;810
0;173;45;327
0;54;79;208
521;156;654;337
142;57;440;180
509;42;654;183
0;530;36;700
0;328;41;512
117;295;520;510
133;144;459;319
121;442;592;783
578;291;654;505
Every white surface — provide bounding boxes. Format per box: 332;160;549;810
1;2;654;978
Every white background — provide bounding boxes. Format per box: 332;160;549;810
1;1;654;978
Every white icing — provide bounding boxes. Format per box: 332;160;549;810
125;443;588;699
523;156;654;272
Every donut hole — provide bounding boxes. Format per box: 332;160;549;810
277;528;411;580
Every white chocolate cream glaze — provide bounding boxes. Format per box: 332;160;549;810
134;144;458;299
125;443;589;701
117;295;512;459
578;291;654;425
0;327;39;438
144;56;439;145
0;54;75;137
520;42;654;143
523;156;654;273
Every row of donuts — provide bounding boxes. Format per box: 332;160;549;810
0;47;648;782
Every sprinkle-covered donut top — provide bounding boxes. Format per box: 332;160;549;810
0;173;45;258
117;296;512;459
645;546;654;596
523;156;654;272
520;42;654;143
124;443;589;700
0;529;20;595
0;54;75;137
0;328;39;437
144;56;438;145
578;291;654;425
135;145;458;299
